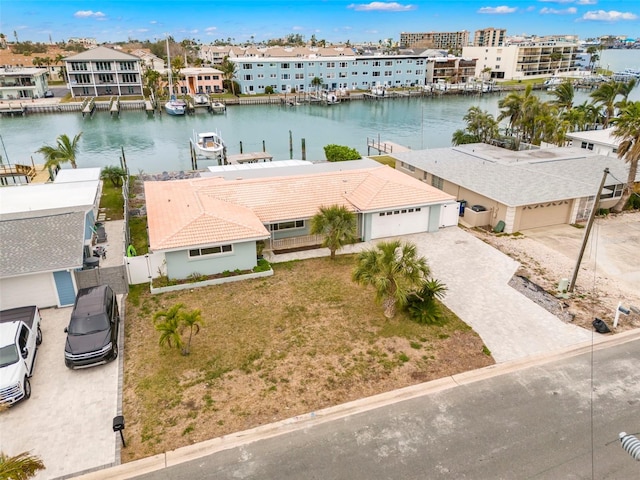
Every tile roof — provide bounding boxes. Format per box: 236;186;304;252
0;212;85;278
145;165;454;251
393;144;639;207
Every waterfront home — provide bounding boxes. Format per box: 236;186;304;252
144;159;456;281
393;143;636;233
175;67;224;95
0;66;49;100
0;169;101;309
566;128;620;157
64;46;144;98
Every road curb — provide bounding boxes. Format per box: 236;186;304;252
72;327;640;479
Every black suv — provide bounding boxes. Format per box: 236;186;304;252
64;285;119;369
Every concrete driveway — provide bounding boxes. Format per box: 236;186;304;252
0;307;120;479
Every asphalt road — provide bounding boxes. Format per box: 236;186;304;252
127;336;640;480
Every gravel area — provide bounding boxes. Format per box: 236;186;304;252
469;212;640;333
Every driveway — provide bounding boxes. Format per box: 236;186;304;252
0;307;120;479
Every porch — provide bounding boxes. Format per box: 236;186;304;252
267;233;325;252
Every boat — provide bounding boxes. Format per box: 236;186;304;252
210;100;226;113
165;38;185;116
193;130;225;160
194;94;208;105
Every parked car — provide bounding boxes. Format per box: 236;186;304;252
64;285;119;369
0;306;43;405
44;90;54;98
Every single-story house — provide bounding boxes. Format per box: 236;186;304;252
0;168;101;309
393;143;638;233
145;159;457;281
566;128;619;157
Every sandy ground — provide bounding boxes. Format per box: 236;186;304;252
469;211;640;332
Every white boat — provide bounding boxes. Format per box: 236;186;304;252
193;130;225;160
165;38;185;116
194;94;208;105
210;100;226;113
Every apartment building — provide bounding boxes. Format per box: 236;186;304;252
463;41;579;80
64;46;143;98
0;67;49;100
473;28;506;47
400;31;469;51
231;50;475;94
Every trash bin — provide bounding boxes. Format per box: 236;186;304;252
458;200;467;217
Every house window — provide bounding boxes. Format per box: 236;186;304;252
98;73;113;83
95;61;111;71
118;61;136;71
243;64;253;70
188;244;233;258
601;184;624;199
270;220;304;231
431;175;444;190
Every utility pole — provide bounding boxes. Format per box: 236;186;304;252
568;168;609;293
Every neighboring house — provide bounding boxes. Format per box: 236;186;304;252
463;41;579;80
130;49;165;72
0;168;101;309
64;46;144;98
393;143;638;233
176;67;224;94
0;66;49;100
145;159;456;281
566;128;620;157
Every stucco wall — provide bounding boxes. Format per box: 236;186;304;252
165;241;257;280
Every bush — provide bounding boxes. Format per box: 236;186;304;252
323;144;362;162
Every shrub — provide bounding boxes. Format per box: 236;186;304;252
324;144;362;162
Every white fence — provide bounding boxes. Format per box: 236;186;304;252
125;253;166;285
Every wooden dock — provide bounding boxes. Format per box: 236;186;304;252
366;138;411;155
226;152;273;164
109;97;120;116
0;163;51;185
0;103;26;116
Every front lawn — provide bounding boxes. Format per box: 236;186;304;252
123;255;493;461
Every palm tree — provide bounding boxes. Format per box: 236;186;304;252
310;205;357;259
100;165;126;187
311;76;323;93
352;240;430;319
590;80;620;128
549;80;574;111
610;101;640;213
219;56;238;95
180;308;202;355
36;132;83;169
615;78;637;111
498;84;534;138
0;451;45;479
154;303;185;351
462;106;499;143
144;69;161;96
586;46;599;71
406;279;448;325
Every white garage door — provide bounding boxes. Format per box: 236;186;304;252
370;207;430;239
0;273;58;310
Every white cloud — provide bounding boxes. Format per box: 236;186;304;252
205;27;217;32
582;10;638;21
477;6;517;14
150;20;157;25
292;26;304;31
538;0;574;3
74;10;106;19
576;0;597;5
347;2;416;12
137;29;149;33
540;7;577;14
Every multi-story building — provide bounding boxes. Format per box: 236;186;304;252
473;28;506;47
0;67;49;100
64;46;143;98
175;67;224;95
230;49;475;94
463;41;579;80
67;37;98;48
400;31;469;51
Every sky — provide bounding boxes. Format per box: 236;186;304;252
1;0;638;45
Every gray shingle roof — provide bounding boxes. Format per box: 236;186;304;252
64;46;140;61
393;144;638;207
0;212;85;278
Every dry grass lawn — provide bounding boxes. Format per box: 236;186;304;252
123;255;494;462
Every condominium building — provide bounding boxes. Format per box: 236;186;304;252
0;67;49;100
231;51;475;94
473;28;506;47
463;41;579;80
64;46;143;98
400;31;470;51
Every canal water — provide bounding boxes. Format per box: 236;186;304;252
1;49;639;175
